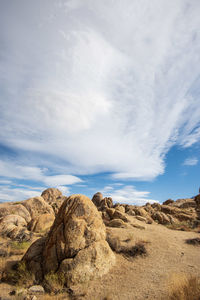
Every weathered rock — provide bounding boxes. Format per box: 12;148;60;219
100;197;113;210
107;219;128;228
23;194;115;286
106;208;115;219
115;206;125;214
172;198;196;209
112;210;129;222
163;199;174;205
28;285;44;294
22;197;54;219
92;193;113;210
194;194;200;208
28;214;55;233
41;188;65;214
92;192;103;207
41;188;63;204
22;237;46;280
135;216;147;223
0;214;30;240
0;203;31;223
151;211;171;225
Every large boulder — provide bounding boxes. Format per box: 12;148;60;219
22;194;115;286
41;188;66;214
194;194;200;208
0;214;30;241
0;203;31;223
21;197;54;219
41;188;63;204
28;213;55;233
92;192;103;207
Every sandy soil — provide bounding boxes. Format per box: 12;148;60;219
0;222;199;300
86;222;200;300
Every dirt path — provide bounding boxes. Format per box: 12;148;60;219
86;223;200;300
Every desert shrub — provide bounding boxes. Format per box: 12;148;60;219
10;241;31;250
167;274;200;300
3;261;34;286
44;271;66;293
118;241;147;259
166;221;195;232
185;238;200;246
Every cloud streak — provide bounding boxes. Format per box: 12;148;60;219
0;0;200;184
183;157;198;166
102;185;158;205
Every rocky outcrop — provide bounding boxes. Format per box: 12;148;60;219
0;214;31;241
0;203;31;223
41;188;65;214
22;194;115;286
194;194;200;208
28;213;55;233
21;196;54;219
0;193;56;238
92;192;113;211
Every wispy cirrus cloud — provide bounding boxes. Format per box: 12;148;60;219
0;0;200;186
102;185;158;205
0;159;81;187
183;157;198;166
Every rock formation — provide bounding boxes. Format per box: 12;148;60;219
41;188;66;214
92;192;200;229
22;194;115;286
0;189;64;239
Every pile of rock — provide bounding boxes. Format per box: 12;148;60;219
22;195;115;286
92;192;200;229
0;188;66;240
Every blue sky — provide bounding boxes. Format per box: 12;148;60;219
0;0;200;204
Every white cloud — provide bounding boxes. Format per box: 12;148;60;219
0;1;200;181
0;186;41;202
43;175;82;186
0;160;82;187
102;185;158;205
183;157;198;166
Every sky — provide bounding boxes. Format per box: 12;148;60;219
0;0;200;205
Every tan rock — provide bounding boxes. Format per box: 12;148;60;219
58;240;114;286
107;219;128;228
112;210;129;223
92;192;103;207
23;194;115;285
41;188;65;214
152;211;170;225
115;206;125;213
135;216;147;223
21;196;54;219
28;214;55;233
0;214;29;240
194;194;200;207
163;199;174;205
41;188;63;204
0;203;31;223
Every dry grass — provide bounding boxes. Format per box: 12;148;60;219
166;273;200;300
44;271;66;293
3;261;34;286
166;221;195;232
118;241;148;259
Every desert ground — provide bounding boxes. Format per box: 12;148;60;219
0;189;199;300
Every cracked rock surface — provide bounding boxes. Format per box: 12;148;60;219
22;194;115;286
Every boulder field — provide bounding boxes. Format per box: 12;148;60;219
92;192;200;229
0;188;65;240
